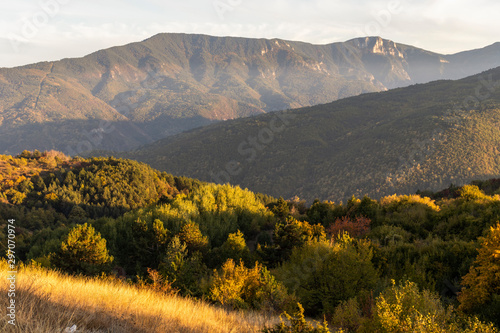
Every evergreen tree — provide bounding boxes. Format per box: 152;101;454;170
52;223;113;275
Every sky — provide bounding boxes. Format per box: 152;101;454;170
0;0;499;68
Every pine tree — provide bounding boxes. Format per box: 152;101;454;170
52;223;113;275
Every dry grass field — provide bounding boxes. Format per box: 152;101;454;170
0;261;276;332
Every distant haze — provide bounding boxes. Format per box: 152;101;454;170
1;0;499;68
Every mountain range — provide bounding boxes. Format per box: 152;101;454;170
125;66;500;202
1;33;500;155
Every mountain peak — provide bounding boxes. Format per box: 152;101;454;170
2;33;500;155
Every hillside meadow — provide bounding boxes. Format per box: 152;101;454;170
0;260;276;333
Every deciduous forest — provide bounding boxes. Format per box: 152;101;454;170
1;151;500;332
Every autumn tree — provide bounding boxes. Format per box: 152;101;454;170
210;259;292;312
364;280;499;333
458;222;500;325
327;216;371;238
178;221;209;254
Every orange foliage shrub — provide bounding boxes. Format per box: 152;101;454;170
327;216;371;238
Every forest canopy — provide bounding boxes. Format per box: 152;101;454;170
1;151;500;331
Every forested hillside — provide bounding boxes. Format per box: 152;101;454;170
126;66;500;202
1;152;500;332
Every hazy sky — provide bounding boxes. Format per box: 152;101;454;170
1;0;499;68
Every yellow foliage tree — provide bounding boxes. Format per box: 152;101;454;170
458;222;500;323
210;259;292;311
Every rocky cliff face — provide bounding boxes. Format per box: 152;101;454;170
350;36;404;58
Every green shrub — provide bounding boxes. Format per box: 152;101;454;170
276;234;378;315
262;303;333;333
332;298;364;332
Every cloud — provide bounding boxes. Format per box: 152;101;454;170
0;0;498;67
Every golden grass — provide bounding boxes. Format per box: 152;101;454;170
0;262;276;332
